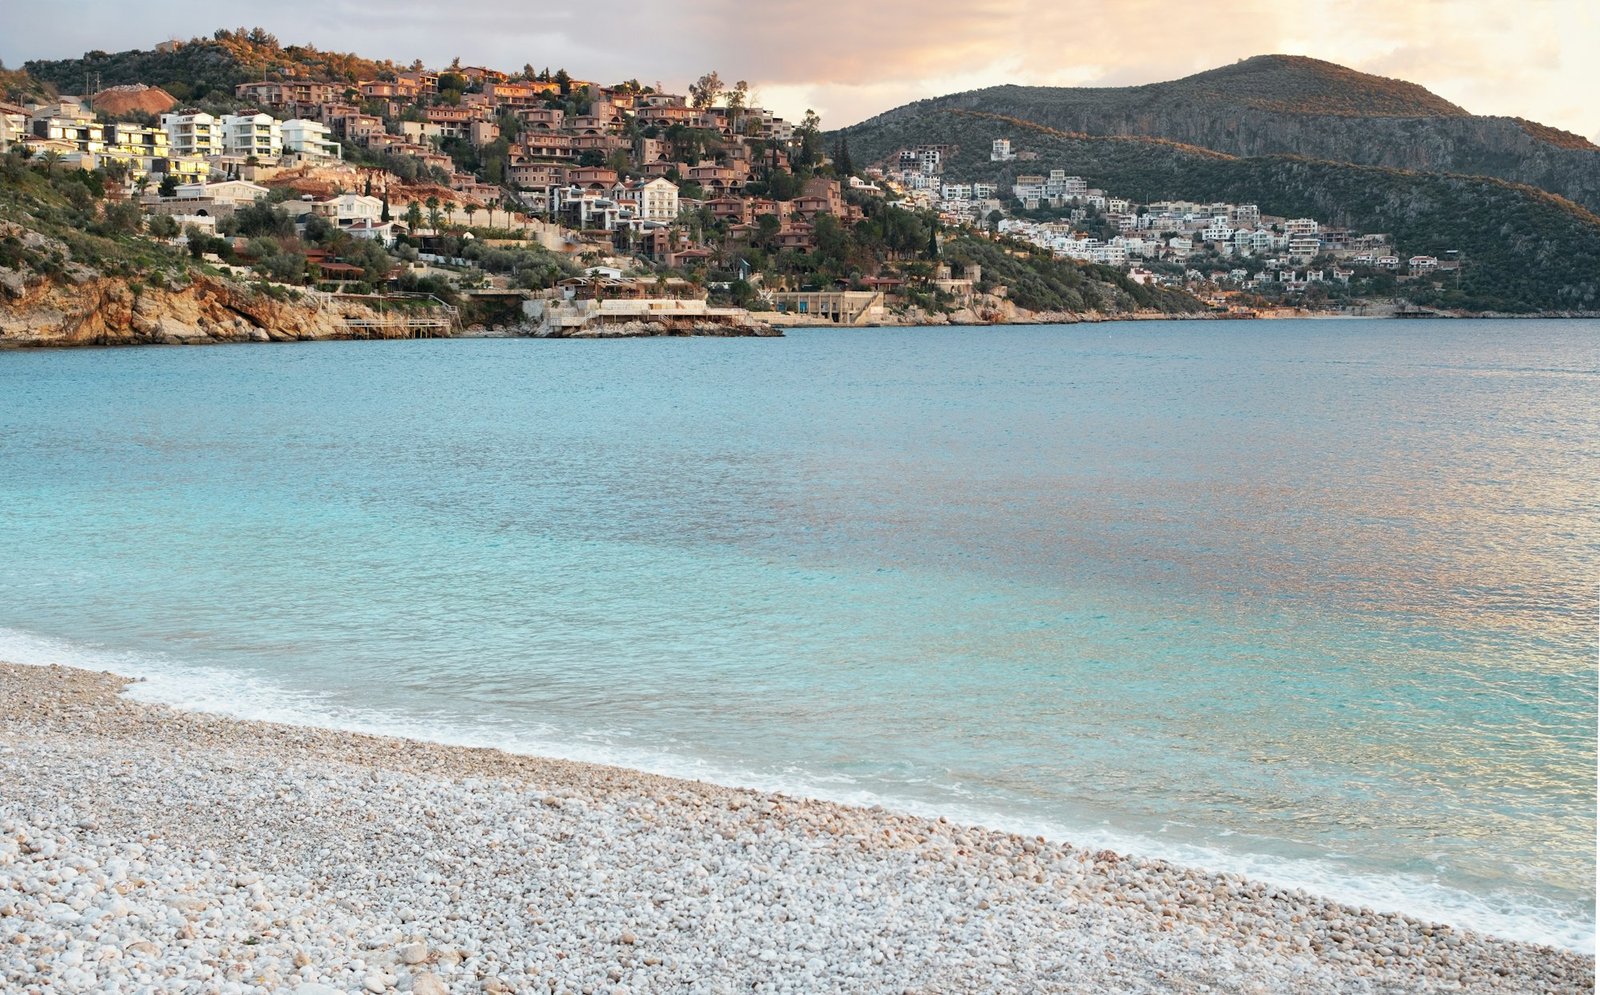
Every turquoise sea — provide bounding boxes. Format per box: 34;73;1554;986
0;319;1594;951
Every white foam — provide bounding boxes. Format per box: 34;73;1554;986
1;625;1592;954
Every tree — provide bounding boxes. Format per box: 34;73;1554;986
464;202;478;228
405;201;423;231
689;70;723;110
264;249;306;284
97;201;142;235
426;196;441;231
727;79;749;131
794;109;823;168
380;195;391;223
158;174;179;197
225;200;294;238
554;68;572;95
147;214;179;238
834;136;854;178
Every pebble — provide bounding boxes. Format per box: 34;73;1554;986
0;662;1590;995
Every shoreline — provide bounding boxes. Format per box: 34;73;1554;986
1;662;1591;993
5;310;1597;351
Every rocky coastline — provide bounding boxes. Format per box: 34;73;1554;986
1;662;1591;994
0;274;433;349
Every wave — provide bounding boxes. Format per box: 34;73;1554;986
0;625;1591;954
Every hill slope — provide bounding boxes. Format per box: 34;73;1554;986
837;109;1600;313
861;56;1600;212
22;29;397;104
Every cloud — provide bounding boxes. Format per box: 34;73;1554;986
2;0;1596;136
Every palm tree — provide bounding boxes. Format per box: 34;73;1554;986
464;202;478;229
40;150;62;177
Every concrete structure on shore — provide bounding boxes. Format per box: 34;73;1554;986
764;291;886;325
527;297;776;337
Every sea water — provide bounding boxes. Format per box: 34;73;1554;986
0;319;1594;951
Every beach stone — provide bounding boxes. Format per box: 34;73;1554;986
397;942;428;964
411;974;447;995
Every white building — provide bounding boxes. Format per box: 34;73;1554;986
160;111;222;157
281;119;342;159
990;138;1016;162
621;177;679;222
1288;236;1322;260
320;193;385;225
1284;218;1320;237
220;113;282;159
173;179;271;205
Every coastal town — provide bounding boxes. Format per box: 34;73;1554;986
0;30;1472;335
890;137;1454;310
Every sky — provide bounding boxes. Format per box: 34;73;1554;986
3;0;1597;142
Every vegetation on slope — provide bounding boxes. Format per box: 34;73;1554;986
0;151;194;285
22;28;401;107
838;110;1600;312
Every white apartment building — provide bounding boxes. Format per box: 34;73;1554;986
1091;245;1128;266
31;116;107;155
991;138;1016;161
1288;235;1322;260
220;113;283;159
281;119;342;159
1284;218;1320;236
623;177;679;222
161;111;222;157
104;123;170;178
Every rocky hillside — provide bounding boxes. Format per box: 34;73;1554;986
858;56;1600;213
0;155;411;348
837;111;1600;313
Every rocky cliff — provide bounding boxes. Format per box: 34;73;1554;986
1;271;413;348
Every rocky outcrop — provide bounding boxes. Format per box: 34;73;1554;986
0;273;413;348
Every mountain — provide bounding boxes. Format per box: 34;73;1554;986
835;110;1600;313
859;56;1600;213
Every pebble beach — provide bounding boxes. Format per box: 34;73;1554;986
1;662;1592;995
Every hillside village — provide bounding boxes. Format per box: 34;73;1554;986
2;30;1528;336
880;138;1461;310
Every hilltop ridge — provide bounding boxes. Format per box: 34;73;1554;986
856;55;1600;212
